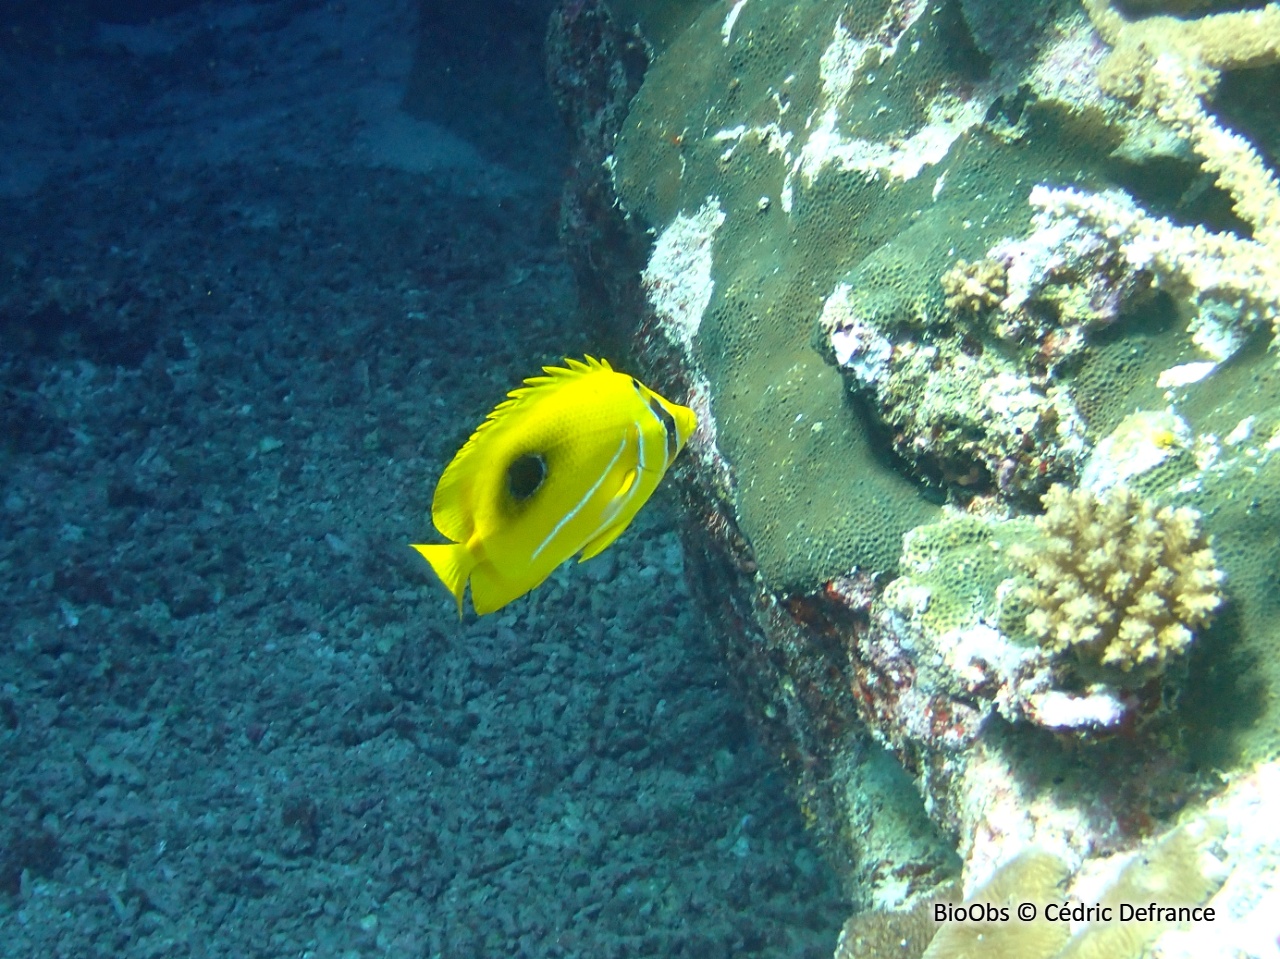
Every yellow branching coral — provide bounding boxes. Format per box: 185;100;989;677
1083;0;1280;108
1036;2;1280;357
941;258;1008;314
1012;485;1224;676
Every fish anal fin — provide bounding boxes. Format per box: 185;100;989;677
470;565;546;616
412;542;476;619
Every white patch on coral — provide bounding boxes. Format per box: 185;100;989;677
795;92;988;190
1187;300;1250;362
955;743;1090;890
991;215;1106;313
822;282;894;390
1157;361;1217;389
682;366;734;495
1024;10;1109;112
713;122;793;165
712;124;748;143
1193;432;1221;474
941;622;1036;691
1029;185;1278;361
721;0;749;44
1225;416;1254;446
1023;688;1125;730
985;374;1088;461
817;18;879;104
886;580;932;619
1081;409;1192;492
780;3;932;211
641;198;726;355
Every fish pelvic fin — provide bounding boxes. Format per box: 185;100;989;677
412;542;476;619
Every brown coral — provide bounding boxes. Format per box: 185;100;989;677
941;258;1008;314
1012;485;1224;676
834;894;943;959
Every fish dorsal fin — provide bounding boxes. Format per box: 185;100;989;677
431;356;614;542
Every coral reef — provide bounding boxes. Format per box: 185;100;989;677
1011;484;1224;679
1058;817;1227;959
1030;183;1278;360
1037;1;1280;359
879;512;1138;740
872;341;1089;496
834;892;943;959
553;0;1280;951
921;849;1072;959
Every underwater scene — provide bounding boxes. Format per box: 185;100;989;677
2;0;1278;957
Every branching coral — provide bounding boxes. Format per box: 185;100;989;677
1011;485;1224;676
1083;0;1280;106
941;258;1008;315
1033;1;1280;357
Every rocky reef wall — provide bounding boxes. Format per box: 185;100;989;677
548;0;1280;952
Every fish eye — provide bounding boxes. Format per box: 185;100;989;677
507;453;547;502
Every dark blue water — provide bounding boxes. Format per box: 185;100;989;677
0;2;846;956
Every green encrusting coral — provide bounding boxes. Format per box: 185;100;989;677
614;0;1118;590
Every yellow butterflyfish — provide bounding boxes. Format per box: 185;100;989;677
413;356;697;616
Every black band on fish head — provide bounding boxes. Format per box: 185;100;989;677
633;378;679;463
648;397;679;462
506;453;546;502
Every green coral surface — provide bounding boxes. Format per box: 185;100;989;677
615;0;1280;768
614;0;1110;589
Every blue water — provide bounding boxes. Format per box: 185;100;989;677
0;1;846;956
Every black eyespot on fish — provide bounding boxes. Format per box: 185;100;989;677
507;453;546;502
648;397;679;461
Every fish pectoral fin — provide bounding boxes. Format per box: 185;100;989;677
412;542;476;619
578;519;632;562
613;468;637;500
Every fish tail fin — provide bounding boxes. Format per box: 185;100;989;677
412;543;476;619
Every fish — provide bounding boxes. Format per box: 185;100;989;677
413;356;697;616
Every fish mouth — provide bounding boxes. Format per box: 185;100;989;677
668;402;697;449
